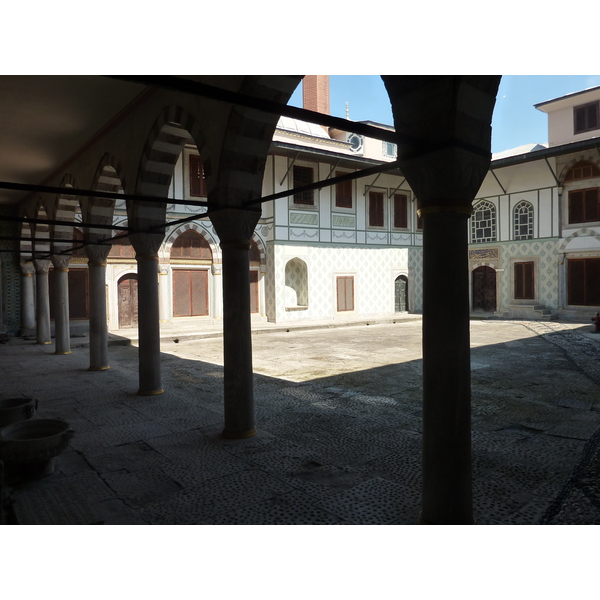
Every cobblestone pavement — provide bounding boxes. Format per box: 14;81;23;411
1;318;599;525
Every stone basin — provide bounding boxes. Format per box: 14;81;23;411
0;397;37;427
0;419;74;481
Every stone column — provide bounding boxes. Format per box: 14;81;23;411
51;254;71;355
210;208;261;438
85;244;111;371
212;263;223;320
158;264;171;324
420;205;474;524
130;232;164;396
19;261;36;337
33;259;52;345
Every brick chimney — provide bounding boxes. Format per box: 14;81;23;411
303;75;330;115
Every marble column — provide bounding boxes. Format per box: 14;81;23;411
33;259;52;345
210;208;261;439
19;261;36;337
420;206;474;524
85;245;111;371
158;264;171;324
212;263;223;320
130;232;164;396
51;254;71;355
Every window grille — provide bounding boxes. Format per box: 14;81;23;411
471;201;496;243
513;201;533;240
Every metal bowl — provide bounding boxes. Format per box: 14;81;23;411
0;397;38;427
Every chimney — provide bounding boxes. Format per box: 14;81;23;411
303;75;330;116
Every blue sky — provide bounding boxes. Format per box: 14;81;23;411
288;75;600;154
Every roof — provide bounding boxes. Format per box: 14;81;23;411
276;116;331;139
535;85;600;111
492;143;548;160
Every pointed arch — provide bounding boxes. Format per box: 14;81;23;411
471;200;496;243
132;106;208;228
560;158;600;183
51;173;79;255
164;222;219;260
33;203;51;260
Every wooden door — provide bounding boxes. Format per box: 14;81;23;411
395;275;408;312
118;274;138;328
250;270;259;314
568;258;600;305
172;270;209;317
472;266;496;311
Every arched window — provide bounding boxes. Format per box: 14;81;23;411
471;201;496;243
513;201;534;240
109;235;135;258
564;161;600;182
170;230;212;260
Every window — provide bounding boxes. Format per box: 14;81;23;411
293;165;314;205
568;188;600;223
189;155;207;197
514;262;535;300
471;201;496;243
335;172;352;208
574;101;599;135
336;276;354;311
368;191;384;227
393;194;408;228
109;235;135;258
170;230;212;260
565;161;600;181
383;141;397;158
514;201;534;240
568;258;600;305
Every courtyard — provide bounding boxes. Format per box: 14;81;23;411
2;317;600;525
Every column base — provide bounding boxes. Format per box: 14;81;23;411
55;351;72;355
137;388;164;396
88;366;110;371
37;341;52;345
221;428;257;440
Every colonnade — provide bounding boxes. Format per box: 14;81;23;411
15;75;501;524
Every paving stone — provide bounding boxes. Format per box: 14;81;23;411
84;441;170;474
141;469;294;524
314;478;418;524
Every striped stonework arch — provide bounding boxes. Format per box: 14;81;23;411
470;262;497;272
86;154;127;244
212;76;302;207
164;222;219;260
250;233;266;265
20;220;33;262
559;156;600;183
52;174;79;255
132;106;208;229
33;204;51;260
558;228;600;252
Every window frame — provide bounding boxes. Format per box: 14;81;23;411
514;261;535;300
471;200;497;243
189;154;207;198
292;164;315;206
334;171;353;209
392;193;408;229
336;276;355;312
574;101;600;135
568;187;600;224
368;190;385;228
513;200;534;241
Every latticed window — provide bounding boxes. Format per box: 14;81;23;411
471;201;496;243
514;201;534;240
293;165;314;205
170;230;212;260
564;161;600;181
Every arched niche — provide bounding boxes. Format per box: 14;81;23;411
284;258;308;308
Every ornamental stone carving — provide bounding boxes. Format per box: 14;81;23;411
51;255;71;271
209;207;261;243
19;261;35;276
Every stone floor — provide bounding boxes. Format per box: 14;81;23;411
1;317;600;525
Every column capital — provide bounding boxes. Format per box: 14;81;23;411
51;254;71;271
209;207;261;243
19;261;35;276
33;259;51;274
85;243;111;264
129;232;164;260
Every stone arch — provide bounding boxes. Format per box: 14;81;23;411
284;257;308;308
33;202;51;260
108;218;135;259
20;220;34;262
210;76;302;207
132;106;208;228
559;156;600;182
394;274;409;312
164;222;219;260
51;173;79;255
250;233;266;265
558;228;600;253
86;154;127;244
